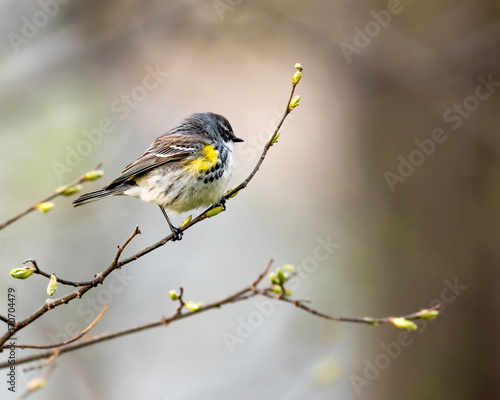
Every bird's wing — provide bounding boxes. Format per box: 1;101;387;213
105;134;209;190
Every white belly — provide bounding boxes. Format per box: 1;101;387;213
124;155;233;216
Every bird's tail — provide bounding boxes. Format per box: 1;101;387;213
73;186;128;207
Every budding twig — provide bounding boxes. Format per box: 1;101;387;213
0;226;140;347
0;64;440;377
0;164;103;231
0;259;439;370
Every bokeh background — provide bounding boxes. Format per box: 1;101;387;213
1;1;499;399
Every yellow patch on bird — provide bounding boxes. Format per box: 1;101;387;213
183;144;218;172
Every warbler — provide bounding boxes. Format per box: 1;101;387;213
73;112;243;239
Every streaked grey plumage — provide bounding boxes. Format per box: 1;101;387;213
73;112;243;239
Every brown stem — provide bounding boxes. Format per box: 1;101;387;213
4;304;108;350
0;164;102;231
0;227;140;348
0;260;439;370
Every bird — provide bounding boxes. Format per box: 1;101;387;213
73;112;243;240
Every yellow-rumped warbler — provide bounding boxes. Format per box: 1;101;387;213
73;112;243;239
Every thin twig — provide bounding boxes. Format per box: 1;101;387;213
23;259;104;287
24;226;141;287
0;260;271;369
249;259;274;290
223;82;298;199
24;350;59;372
18;363;56;400
113;226;142;265
0;164;102;231
0;261;440;370
174;287;185;315
4;304;108;350
0;227;140;348
254;287;441;324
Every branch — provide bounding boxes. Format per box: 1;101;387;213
18;363;56;399
21;259;105;288
224;71;300;199
0;164;103;231
254;288;441;325
0;68;297;344
0;261;272;369
0;260;439;370
0;70;297;341
107;70;302;266
0;227;140;347
0;70;296;346
0;64;440;374
3;304;108;350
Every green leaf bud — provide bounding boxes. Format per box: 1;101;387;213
283;264;296;273
10;267;36;279
276;268;286;284
391;317;417;331
169;290;179;301
206;206;224;218
180;215;192;228
292;71;301;85
47;274;57;296
417;309;439;320
58;184;83;196
84;170;104;181
184;301;203;312
288;95;301;111
35;202;55;213
268;131;280;146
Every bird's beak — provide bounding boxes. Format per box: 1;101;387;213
233;137;244;143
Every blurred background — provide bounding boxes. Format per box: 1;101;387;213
1;0;499;399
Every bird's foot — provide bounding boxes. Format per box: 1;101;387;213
170;226;183;241
219;197;227;211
